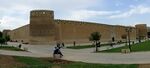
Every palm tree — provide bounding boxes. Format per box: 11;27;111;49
89;32;101;52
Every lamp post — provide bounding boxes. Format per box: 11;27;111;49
138;30;141;43
125;27;132;51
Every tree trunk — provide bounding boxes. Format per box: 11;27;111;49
95;41;98;52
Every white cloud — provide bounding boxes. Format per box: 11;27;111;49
0;16;27;31
63;5;150;21
0;0;150;30
109;5;150;18
64;10;120;20
0;0;102;30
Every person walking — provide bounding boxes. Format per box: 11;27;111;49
18;44;22;48
53;42;64;58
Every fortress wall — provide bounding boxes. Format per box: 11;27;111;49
55;20;115;43
29;36;56;45
130;28;137;40
55;20;137;44
114;26;126;41
148;27;150;32
114;26;136;42
8;24;30;43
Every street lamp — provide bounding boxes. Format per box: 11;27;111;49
125;27;132;51
138;29;141;43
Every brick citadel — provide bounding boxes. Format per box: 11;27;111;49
6;10;148;45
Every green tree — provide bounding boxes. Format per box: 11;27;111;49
89;32;101;52
0;38;5;46
0;31;10;45
0;31;2;38
4;35;10;41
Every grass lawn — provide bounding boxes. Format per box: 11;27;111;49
100;40;150;52
13;56;138;68
0;46;24;51
66;44;112;49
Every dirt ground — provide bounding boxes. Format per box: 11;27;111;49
0;54;26;68
1;54;150;68
0;54;72;68
41;58;72;64
139;64;150;68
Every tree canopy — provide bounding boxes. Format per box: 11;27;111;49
89;32;101;52
89;32;101;42
0;31;2;38
0;31;10;45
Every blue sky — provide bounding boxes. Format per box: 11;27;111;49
0;0;150;31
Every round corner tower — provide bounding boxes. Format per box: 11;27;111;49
135;24;148;40
29;10;56;44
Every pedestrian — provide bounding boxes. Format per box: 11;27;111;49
18;44;22;48
132;41;134;44
97;41;101;47
53;46;63;58
53;47;58;58
57;43;61;49
73;41;76;47
58;49;63;57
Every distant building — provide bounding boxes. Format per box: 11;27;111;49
135;24;148;40
7;10;147;45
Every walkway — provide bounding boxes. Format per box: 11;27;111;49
0;50;49;57
0;42;150;64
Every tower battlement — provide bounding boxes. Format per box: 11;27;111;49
30;10;54;19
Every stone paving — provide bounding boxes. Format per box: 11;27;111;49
0;50;49;57
1;41;150;64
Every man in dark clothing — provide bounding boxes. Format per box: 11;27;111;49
53;47;63;58
53;47;58;54
73;41;76;47
18;44;22;48
97;41;101;47
57;43;61;49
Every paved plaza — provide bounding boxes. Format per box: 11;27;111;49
0;42;150;64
